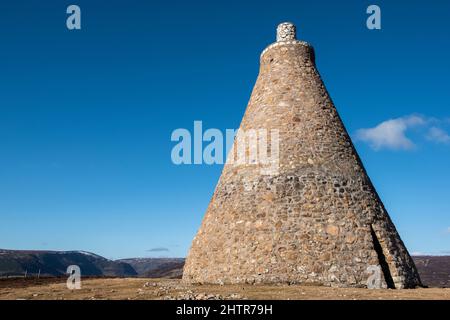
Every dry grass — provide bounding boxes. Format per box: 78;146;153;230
1;278;449;300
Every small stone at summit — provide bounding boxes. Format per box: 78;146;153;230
276;22;297;41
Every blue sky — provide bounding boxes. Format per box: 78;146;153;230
0;0;449;259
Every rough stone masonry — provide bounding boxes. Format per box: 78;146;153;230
182;22;422;289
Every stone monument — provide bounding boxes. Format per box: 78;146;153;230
182;22;422;289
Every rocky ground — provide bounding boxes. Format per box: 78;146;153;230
1;278;450;300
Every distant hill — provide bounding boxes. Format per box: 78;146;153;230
0;249;184;279
2;249;448;286
118;258;185;278
0;249;137;277
413;256;450;288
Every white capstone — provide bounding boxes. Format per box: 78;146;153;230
277;22;296;42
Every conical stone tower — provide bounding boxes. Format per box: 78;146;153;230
183;22;422;288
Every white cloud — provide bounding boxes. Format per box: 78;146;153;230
147;247;170;252
426;127;450;144
355;115;426;151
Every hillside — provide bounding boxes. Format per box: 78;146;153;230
0;249;137;277
117;258;185;278
413;256;450;288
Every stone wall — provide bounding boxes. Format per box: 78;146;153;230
182;23;422;289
